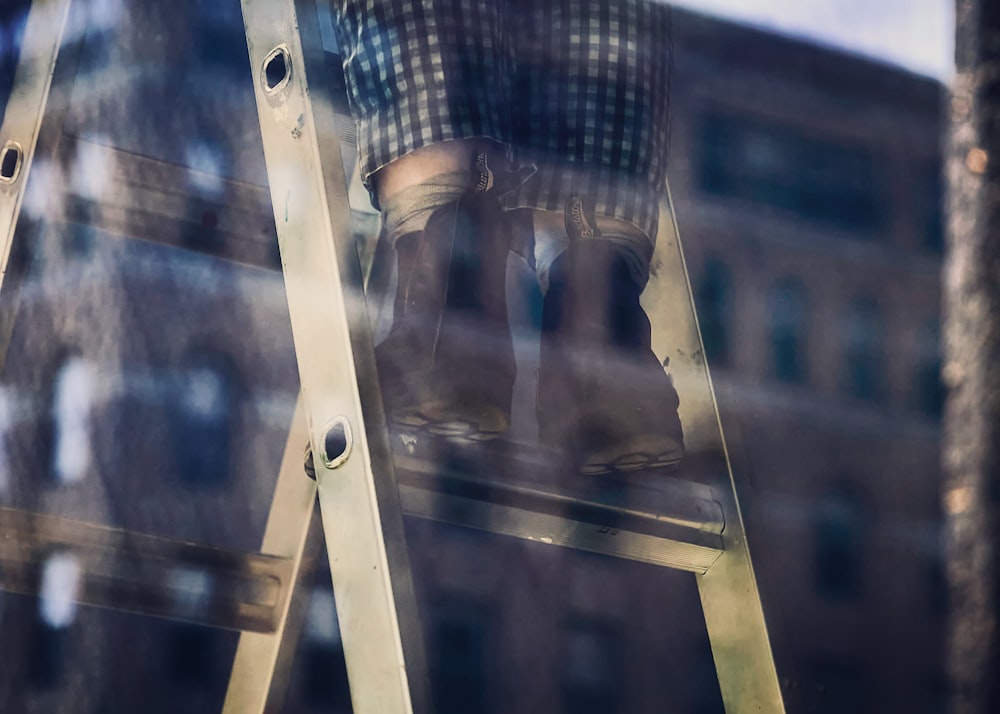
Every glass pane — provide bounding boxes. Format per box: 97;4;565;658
0;1;31;121
1;0;300;710
2;1;755;712
324;0;738;710
2;0;294;543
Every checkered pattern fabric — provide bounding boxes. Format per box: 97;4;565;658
332;0;671;241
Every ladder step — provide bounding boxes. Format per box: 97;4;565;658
0;506;293;633
49;137;278;270
393;444;725;573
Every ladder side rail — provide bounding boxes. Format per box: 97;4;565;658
222;397;320;714
649;184;786;713
0;0;72;289
0;505;294;632
0;0;74;379
239;1;430;712
256;506;327;713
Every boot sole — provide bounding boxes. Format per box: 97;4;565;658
579;448;684;476
575;432;684;476
391;402;509;443
383;355;513;443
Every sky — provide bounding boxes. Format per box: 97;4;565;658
669;0;954;81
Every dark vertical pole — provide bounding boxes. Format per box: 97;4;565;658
944;1;1000;712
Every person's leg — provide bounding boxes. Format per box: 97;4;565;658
373;142;529;439
538;198;683;475
531;210;651;295
510;0;683;474
375;141;478;210
331;0;532;440
507;0;671;246
334;0;516;208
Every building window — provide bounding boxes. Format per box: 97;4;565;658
302;586;350;708
700;113;884;235
695;257;732;367
920;673;948;714
841;297;885;402
184;139;230;201
169;349;239;487
75;0;120;78
808;657;870;714
919;162;945;254
912;319;944;419
163;568;221;687
767;278;809;385
180;136;232;253
50;354;95;485
0;1;29;121
561;619;623;714
814;483;868;600
31;551;82;689
193;0;250;75
0;387;10;499
927;556;947;617
431;596;490;714
166;623;217;687
168;565;214;622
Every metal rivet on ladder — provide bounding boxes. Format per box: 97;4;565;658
262;46;292;95
321;417;352;469
0;141;23;184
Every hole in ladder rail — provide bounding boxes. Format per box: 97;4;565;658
263;47;292;94
0;142;23;183
321;417;352;470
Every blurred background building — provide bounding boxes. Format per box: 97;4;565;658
0;1;945;713
671;10;945;712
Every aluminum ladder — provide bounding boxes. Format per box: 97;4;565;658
0;0;786;711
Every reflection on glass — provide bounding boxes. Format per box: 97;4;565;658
919;161;945;254
842;296;885;402
301;586;350;708
0;0;946;710
430;596;489;714
0;386;10;498
814;483;867;600
168;565;213;621
31;551;82;690
561;619;623;714
192;0;249;76
167;623;219;688
184;140;227;200
30;617;68;691
51;354;94;485
695;257;732;367
0;1;30;120
700;112;884;235
768;277;810;385
1;0;296;709
304;586;339;646
39;550;82;629
170;351;237;488
808;657;869;714
914;318;944;418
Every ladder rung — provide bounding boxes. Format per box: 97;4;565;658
393;448;725;573
0;506;293;633
49;137;278;270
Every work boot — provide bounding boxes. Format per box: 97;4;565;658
537;196;684;475
375;151;521;441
